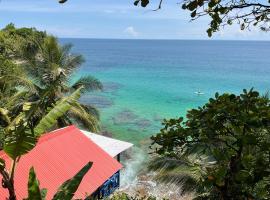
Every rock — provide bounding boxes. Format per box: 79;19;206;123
134;119;152;129
102;82;123;93
80;95;113;108
112;109;139;125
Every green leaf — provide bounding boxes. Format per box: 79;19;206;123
59;0;68;3
34;87;82;136
187;1;198;11
0;107;11;124
0;158;5;170
25;167;45;200
198;0;204;7
240;23;245;30
22;102;33;111
182;3;187;9
141;0;149;7
208;0;216;8
71;76;103;92
52;162;93;200
227;19;232;25
207;28;212;37
191;10;197;18
134;0;140;6
41;189;47;200
235;170;250;182
4;127;37;160
242;134;257;145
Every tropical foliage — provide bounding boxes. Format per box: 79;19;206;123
22;36;102;131
0;87;91;200
0;24;102;141
0;23;46;59
0;24;102;199
150;89;270;199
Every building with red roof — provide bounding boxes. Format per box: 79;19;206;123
0;125;133;199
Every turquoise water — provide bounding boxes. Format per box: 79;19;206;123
61;39;270;145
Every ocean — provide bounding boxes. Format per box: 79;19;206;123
60;39;270;145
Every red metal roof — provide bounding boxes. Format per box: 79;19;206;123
0;125;122;199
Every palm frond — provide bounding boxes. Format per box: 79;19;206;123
4;91;29;109
58;43;85;76
71;76;103;92
63;54;85;76
60;43;73;60
80;103;100;119
0;107;11;125
34;87;82;136
68;101;99;132
0;75;38;94
4;123;38;160
41;36;61;65
148;156;207;194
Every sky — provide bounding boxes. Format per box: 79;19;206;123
0;0;270;40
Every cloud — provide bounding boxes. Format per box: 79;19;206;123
103;9;115;14
124;26;139;37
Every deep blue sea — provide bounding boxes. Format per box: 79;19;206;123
60;39;270;145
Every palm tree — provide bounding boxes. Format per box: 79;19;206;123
148;153;215;199
23;36;102;132
0;56;34;131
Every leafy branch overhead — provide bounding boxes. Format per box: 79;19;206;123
57;0;270;36
133;0;270;36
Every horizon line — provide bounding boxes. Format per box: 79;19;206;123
59;37;270;42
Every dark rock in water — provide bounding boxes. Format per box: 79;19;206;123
102;82;123;93
127;128;137;132
112;109;139;125
134;119;152;129
80;95;113;108
112;110;153;133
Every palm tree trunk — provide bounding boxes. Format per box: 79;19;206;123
0;168;16;200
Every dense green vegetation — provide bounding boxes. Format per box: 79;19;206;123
150;89;270;199
0;24;102;199
0;24;102;140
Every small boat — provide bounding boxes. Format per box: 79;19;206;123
194;91;204;95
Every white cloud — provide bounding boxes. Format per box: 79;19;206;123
124;26;139;37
